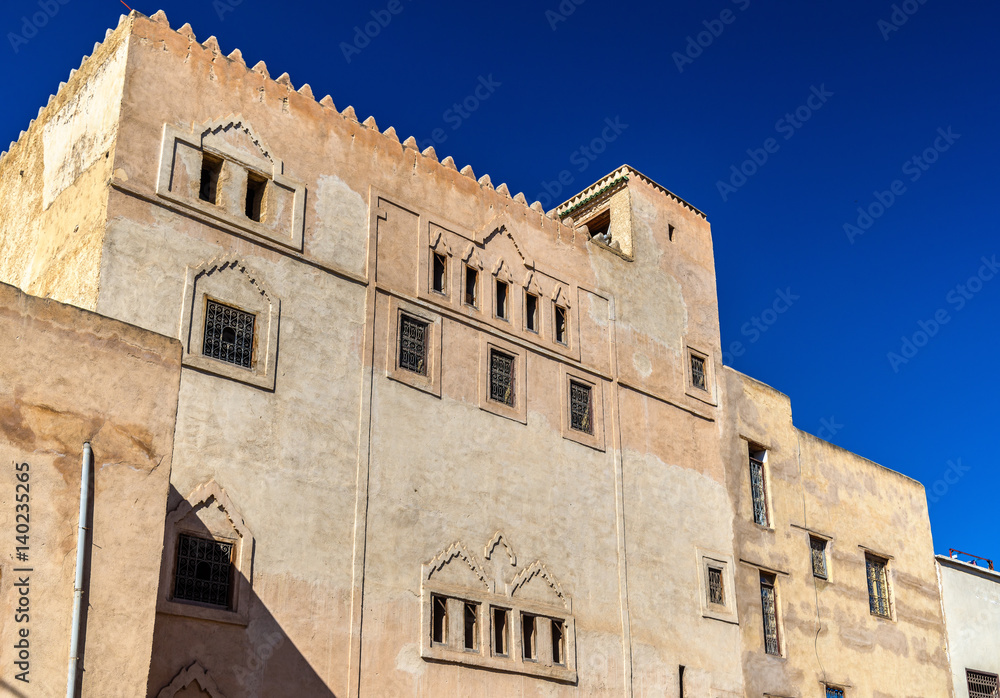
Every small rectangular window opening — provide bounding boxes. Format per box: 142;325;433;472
431;595;448;645
489;349;515;407
465;266;479;307
811;536;829;579
866;554;891;618
245;171;267;222
708;566;725;606
199;153;223;205
173;534;234;608
492;607;509;657
679;666;686;698
691;354;707;391
432;253;447;294
825;687;846;698
526;293;539;333
496;279;509;320
554;305;567;345
522;613;537;661
749;447;769;527
463;602;479;651
551;619;565;665
967;670;999;698
760;572;780;656
398;315;428;376
569;380;593;434
203;299;255;369
586;208;611;240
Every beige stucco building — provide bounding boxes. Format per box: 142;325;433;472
0;10;957;697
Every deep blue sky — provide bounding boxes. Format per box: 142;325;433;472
3;1;997;562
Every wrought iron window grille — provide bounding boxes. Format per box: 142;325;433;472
489;350;515;407
749;454;769;526
691;354;707;391
399;315;428;375
173;534;234;608
708;567;725;606
866;554;891;618
760;573;780;656
203;299;255;369
811;536;828;579
569;381;593;434
968;670;1000;698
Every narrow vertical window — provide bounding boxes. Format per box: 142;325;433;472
245;171;267;222
826;687;846;698
866;554;891;618
749;448;769;526
551;619;565;665
463;602;479;652
492;607;509;657
203;300;255;369
199;152;223;204
525;292;539;333
496;280;509;320
431;595;448;645
432;253;447;294
489;350;515;407
554;305;567;344
811;536;829;579
708;566;725;606
967;670;999;698
760;573;780;656
398;315;428;376
690;354;707;391
569;380;593;434
465;266;479;307
522;613;537;661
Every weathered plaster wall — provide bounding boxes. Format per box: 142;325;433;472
937;557;1000;698
88;11;747;697
0;24;130;310
0;281;181;696
723;367;952;697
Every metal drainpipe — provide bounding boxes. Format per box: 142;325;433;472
66;442;92;698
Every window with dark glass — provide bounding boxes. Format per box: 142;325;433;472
203;299;255;369
708;566;725;606
690;354;707;391
432;253;447;294
967;670;999;698
569;381;593;434
464;602;479;651
551;619;565;665
199;153;223;204
749;449;769;526
492;607;509;657
496;280;509;320
489;350;515;407
760;572;779;656
173;534;233;608
522;613;537;661
554;305;567;344
431;595;448;645
465;266;479;307
525;292;539;333
866;554;891;618
245;171;267;222
811;536;828;579
398;314;428;375
826;687;846;698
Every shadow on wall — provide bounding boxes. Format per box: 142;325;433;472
145;484;336;698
